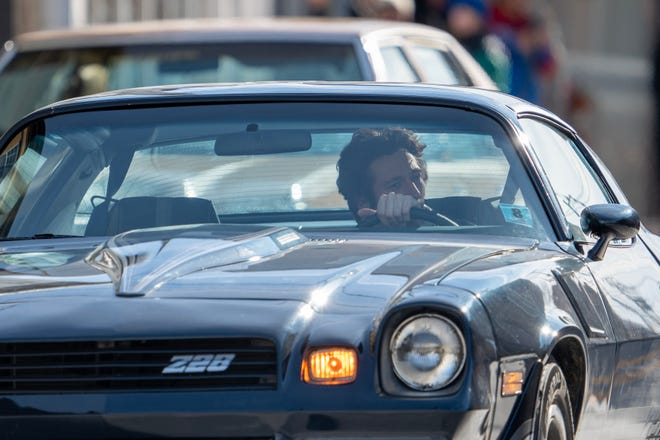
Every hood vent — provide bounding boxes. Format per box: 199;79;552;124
0;337;276;393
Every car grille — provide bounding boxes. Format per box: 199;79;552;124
0;337;277;393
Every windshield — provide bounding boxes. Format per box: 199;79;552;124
0;43;363;134
0;101;554;241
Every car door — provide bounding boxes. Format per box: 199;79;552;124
520;116;660;439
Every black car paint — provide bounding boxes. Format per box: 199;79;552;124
0;83;657;439
0;227;551;437
0;223;650;439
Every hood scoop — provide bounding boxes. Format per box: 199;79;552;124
86;225;306;297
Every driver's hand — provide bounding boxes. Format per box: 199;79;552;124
358;192;423;227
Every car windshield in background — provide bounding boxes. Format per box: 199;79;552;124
0;101;554;241
0;43;362;134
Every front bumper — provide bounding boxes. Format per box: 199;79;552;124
2;391;490;439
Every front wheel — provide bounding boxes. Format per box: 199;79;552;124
533;361;574;440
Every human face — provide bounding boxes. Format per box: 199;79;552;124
367;149;426;206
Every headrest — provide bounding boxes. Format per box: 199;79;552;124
86;196;218;236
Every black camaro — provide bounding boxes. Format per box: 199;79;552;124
0;82;657;439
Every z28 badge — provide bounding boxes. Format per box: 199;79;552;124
162;354;236;374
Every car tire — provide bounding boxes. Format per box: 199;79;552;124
533;360;574;440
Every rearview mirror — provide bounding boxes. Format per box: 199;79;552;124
214;124;311;155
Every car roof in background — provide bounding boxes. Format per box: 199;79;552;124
9;17;458;50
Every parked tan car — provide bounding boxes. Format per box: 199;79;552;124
0;17;496;134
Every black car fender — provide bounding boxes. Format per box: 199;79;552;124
389;275;590;438
497;327;587;439
478;274;589;438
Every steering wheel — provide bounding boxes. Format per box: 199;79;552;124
359;206;459;228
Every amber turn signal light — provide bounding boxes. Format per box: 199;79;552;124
302;347;357;385
501;371;524;396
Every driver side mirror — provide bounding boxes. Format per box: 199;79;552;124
580;204;640;261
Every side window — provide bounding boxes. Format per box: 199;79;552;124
379;46;419;82
519;118;611;235
0;131;31;227
406;45;463;85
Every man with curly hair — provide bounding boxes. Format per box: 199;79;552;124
336;127;428;227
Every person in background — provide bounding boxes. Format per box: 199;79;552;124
414;0;449;29
488;0;557;104
445;0;511;92
336;128;428;227
350;0;416;21
304;0;356;16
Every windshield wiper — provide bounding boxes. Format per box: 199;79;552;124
0;233;84;241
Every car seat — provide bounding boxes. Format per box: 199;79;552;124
85;196;219;236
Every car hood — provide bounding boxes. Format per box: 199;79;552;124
0;224;538;307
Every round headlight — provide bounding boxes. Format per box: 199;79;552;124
390;314;466;391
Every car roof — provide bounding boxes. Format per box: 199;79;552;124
31;81;567;127
10;17;458;51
